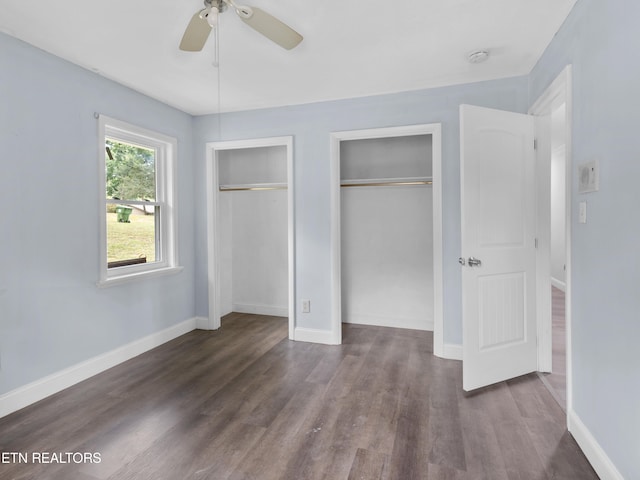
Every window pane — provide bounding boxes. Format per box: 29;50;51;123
105;139;156;201
107;205;158;268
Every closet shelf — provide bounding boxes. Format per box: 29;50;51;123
219;182;288;192
340;176;432;188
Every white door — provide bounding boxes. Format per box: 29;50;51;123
460;104;538;391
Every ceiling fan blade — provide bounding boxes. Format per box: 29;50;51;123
238;6;303;50
179;10;213;51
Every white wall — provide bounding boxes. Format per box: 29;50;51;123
550;103;566;289
340;134;433;331
341;186;433;330
218;146;287;185
229;190;288;316
218;146;289;317
340;135;432;179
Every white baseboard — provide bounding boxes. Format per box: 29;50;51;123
232;303;288;317
194;316;214;330
442;343;463;361
568;409;624;480
294;327;340;345
0;317;197;419
343;313;433;332
551;277;567;292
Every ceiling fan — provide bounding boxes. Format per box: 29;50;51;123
179;0;303;51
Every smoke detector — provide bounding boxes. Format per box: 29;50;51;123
467;50;490;64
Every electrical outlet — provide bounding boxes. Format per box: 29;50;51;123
301;299;311;313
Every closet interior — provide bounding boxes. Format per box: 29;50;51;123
217;145;289;319
340;134;434;331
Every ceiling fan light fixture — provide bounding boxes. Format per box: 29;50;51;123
467;49;490;64
206;7;219;27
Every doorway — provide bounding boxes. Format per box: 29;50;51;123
529;66;572;411
547;106;568;406
329;124;443;351
205;137;295;339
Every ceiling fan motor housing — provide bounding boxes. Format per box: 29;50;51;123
205;0;228;13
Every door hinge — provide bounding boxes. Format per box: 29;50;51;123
533;138;538;150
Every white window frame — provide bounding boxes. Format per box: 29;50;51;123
97;115;181;287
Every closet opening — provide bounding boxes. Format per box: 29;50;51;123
330;125;443;352
205;137;295;339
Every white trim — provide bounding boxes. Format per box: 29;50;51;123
205;146;220;331
97;115;179;284
528;65;573;412
528;66;572;114
294;327;340;345
232;303;288;317
568;409;625;480
329;124;443;352
551;277;566;292
287;137;296;341
533;110;553;374
96;266;183;288
442;343;463;361
194;316;210;329
343;314;433;331
205;136;295;338
563;67;574;418
0;318;197;419
432;127;444;357
329;133;343;345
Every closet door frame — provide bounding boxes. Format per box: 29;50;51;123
329;124;443;354
205;136;295;339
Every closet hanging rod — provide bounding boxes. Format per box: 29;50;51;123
340;180;432;188
219;184;287;192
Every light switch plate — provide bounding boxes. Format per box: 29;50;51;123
579;201;587;224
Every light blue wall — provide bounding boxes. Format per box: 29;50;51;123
529;1;640;477
0;33;196;395
193;77;530;343
2;2;637;475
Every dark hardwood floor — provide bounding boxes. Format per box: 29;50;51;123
538;287;567;410
0;313;597;479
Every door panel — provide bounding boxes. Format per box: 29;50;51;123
460;104;537;392
479;273;526;350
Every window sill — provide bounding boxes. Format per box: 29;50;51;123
96;266;184;288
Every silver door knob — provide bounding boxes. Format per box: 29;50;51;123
458;257;466;266
468;257;482;267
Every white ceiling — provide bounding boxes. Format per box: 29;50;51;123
0;0;576;115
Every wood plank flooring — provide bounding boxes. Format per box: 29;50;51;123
538;287;567;410
551;287;567;404
0;313;597;479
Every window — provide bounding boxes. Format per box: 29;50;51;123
98;116;180;285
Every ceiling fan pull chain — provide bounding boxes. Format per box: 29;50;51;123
212;22;220;68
